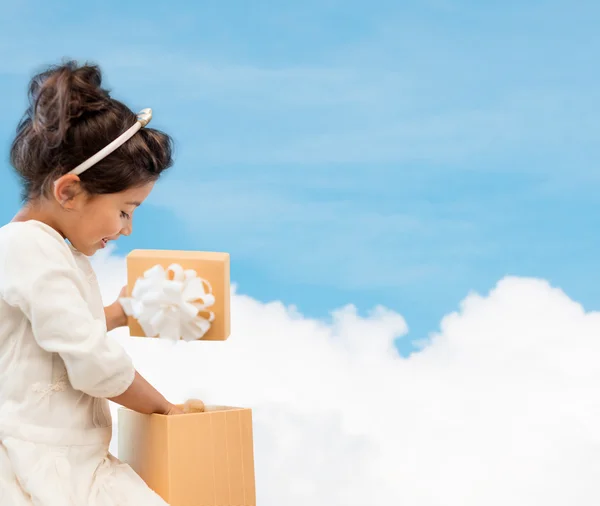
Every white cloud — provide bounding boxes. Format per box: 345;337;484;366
92;250;600;505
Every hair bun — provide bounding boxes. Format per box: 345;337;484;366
29;60;110;148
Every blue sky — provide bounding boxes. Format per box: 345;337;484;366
1;0;599;354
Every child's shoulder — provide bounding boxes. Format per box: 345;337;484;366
0;219;63;242
0;220;70;262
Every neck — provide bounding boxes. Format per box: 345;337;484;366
12;201;66;239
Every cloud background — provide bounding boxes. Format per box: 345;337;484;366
92;248;600;505
2;1;600;502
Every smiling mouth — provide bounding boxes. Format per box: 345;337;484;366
101;238;108;247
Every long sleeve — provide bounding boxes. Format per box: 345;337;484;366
0;223;135;398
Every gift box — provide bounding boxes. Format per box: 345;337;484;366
118;406;256;506
121;249;230;341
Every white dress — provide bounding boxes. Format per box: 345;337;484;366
0;220;168;505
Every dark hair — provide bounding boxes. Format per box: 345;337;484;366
10;60;174;201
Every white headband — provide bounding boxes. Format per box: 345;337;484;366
67;108;153;176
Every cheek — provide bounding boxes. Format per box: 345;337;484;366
108;216;124;234
79;199;125;237
91;210;123;237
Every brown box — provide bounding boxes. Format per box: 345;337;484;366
118;406;256;506
126;249;230;341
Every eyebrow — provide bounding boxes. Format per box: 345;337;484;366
126;201;142;207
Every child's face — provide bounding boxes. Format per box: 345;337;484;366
63;182;155;256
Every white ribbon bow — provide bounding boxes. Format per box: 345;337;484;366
119;263;215;341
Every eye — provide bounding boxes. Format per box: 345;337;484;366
121;211;131;220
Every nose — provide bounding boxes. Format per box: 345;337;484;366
120;221;132;237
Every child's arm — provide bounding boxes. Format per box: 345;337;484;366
104;285;127;331
101;288;177;413
104;301;127;331
0;224;178;415
109;370;184;415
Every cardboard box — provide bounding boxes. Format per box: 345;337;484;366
118;406;256;506
125;249;230;341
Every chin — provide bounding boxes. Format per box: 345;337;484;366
73;238;111;256
79;243;101;257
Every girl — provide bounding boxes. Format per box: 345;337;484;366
0;61;181;504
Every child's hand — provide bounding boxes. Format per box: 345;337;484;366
104;285;129;331
183;399;205;413
164;403;185;415
161;400;206;415
117;285;128;300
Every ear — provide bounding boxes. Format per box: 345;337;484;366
52;173;84;209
